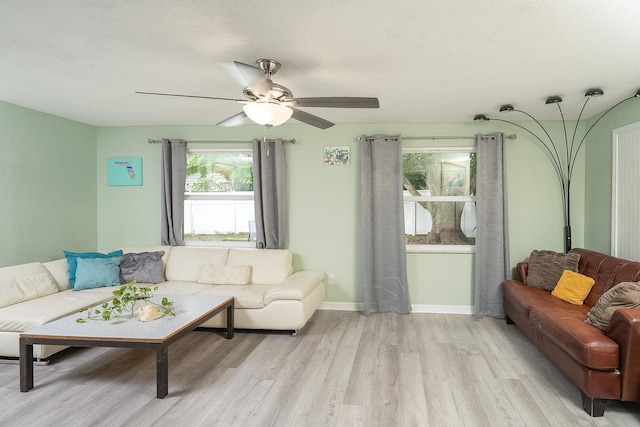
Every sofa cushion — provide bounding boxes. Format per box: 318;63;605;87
227;248;292;285
43;259;72;291
263;271;326;304
502;280;566;317
164;247;229;282
0;270;59;309
74;256;123;290
64;249;123;287
0;288;113;332
152;280;213;295
198;264;252;285
195;285;272;309
571;248;640;307
530;305;619;370
526;250;580;291
585;281;640;331
551;270;595;305
119;251;165;284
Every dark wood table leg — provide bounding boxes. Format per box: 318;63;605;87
156;346;169;399
226;301;234;339
19;337;34;392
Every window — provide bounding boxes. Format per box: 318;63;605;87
184;150;255;245
402;148;476;252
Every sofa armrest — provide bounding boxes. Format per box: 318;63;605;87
263;271;325;305
516;262;528;283
607;308;640;401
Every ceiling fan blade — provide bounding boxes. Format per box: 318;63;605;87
135;91;244;102
216;111;249;127
289;97;380;109
290;108;334;129
234;61;267;87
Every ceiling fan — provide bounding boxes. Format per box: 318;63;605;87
136;59;379;129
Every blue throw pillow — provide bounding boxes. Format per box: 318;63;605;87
64;249;123;287
73;256;122;291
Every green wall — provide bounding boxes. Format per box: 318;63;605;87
97;121;580;307
584;100;640;253
0;98;591;307
0;101;97;267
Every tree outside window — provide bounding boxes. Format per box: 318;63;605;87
402;149;476;250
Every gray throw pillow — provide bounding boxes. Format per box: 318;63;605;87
119;251;165;284
585;281;640;331
526;249;580;291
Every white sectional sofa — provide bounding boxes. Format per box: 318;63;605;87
0;246;326;360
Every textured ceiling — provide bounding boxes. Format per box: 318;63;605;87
1;0;640;126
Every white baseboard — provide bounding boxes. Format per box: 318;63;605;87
319;302;364;311
318;302;473;315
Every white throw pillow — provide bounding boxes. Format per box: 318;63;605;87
198;265;252;285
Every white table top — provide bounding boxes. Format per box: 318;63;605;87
21;295;232;342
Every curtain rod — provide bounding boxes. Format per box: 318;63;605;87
356;134;517;142
147;138;296;144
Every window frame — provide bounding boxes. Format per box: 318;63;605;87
184;148;255;248
402;146;477;254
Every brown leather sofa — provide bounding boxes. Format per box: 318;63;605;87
502;248;640;417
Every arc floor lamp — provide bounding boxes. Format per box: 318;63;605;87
474;88;640;253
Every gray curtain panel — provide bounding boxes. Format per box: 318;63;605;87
360;134;411;315
160;138;187;246
252;138;287;249
474;132;510;318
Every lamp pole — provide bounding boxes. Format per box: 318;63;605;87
474;88;640;253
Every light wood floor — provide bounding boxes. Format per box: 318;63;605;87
1;310;639;427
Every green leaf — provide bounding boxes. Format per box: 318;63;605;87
76;318;86;323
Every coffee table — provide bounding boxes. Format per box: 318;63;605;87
19;294;234;398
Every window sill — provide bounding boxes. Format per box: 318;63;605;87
184;240;255;248
406;245;475;254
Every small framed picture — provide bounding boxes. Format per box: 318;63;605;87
107;157;143;186
323;146;351;165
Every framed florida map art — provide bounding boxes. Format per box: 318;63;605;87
108;157;143;186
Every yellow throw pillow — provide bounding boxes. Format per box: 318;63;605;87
551;270;595;305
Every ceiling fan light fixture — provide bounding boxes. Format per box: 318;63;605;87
243;102;293;127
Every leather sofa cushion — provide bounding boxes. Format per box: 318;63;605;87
502;280;566;316
0;288;113;332
227;248;292;285
164;247;229;282
43;259;72;291
530;306;619;370
198;264;251;285
196;285;272;309
0;263;60;309
150;280;213;295
571;248;640;307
